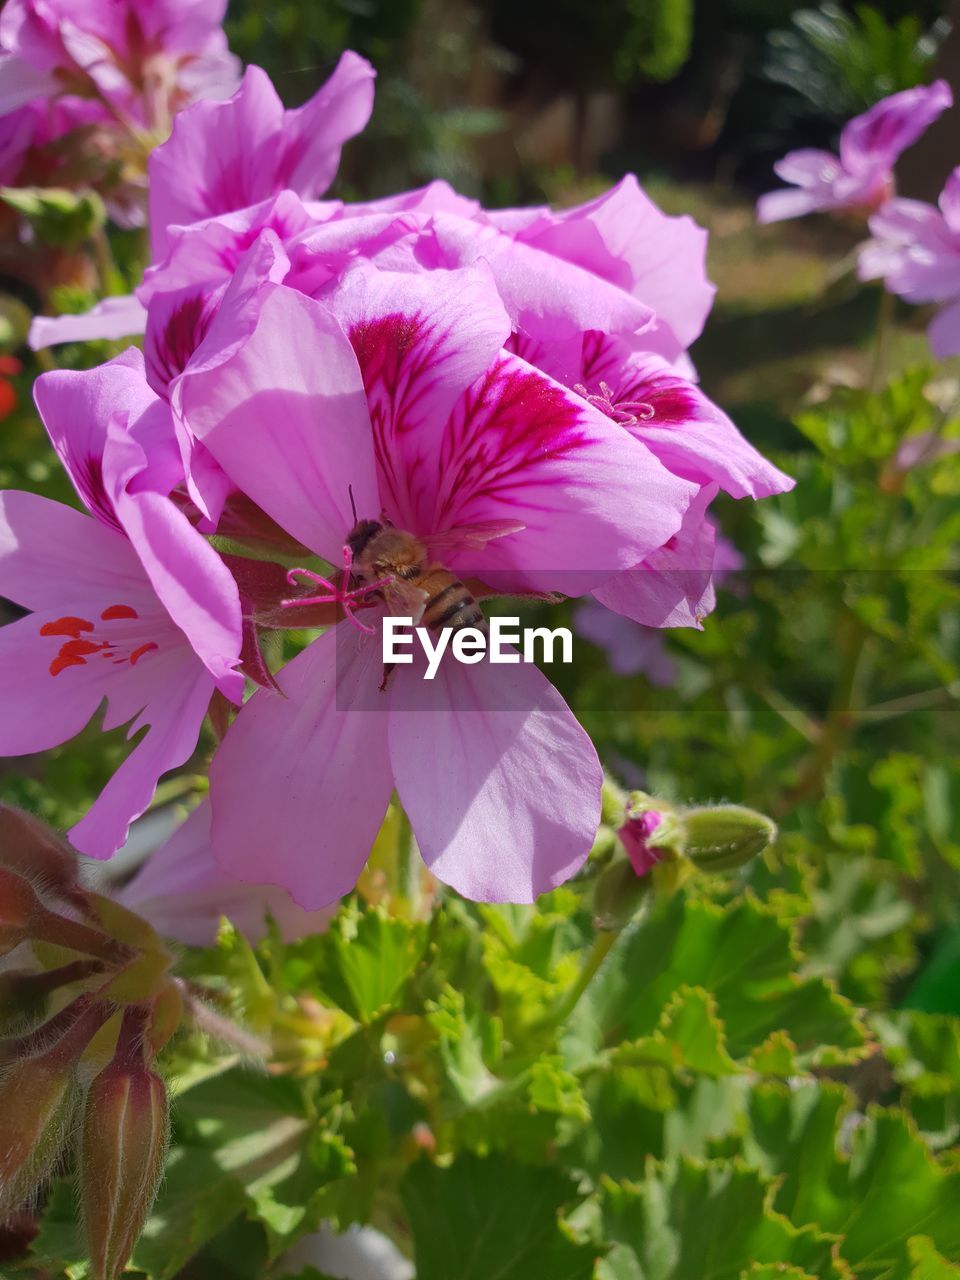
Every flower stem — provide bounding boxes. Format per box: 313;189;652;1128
395;806;420;913
868;288;895;394
553;928;618;1024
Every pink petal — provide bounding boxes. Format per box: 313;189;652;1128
428;210;655;376
939;166;960;237
104;421;243;702
328;263;511;529
142;190;319;300
68;650;216;858
581;341;795;500
592;483;719;629
840;80;952;174
149;64;285;255
425;351;698;597
756;187;831;225
929;298;960;358
545;174;714;351
388;655;601;903
276;50;375;194
179;275;378;559
29;295;147;350
119;801;333;944
0;490;143;612
148;56;373;255
0;50;53;112
33;348;158;530
209;629;394;910
144;282;223;399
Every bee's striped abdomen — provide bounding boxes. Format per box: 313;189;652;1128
419;569;486;633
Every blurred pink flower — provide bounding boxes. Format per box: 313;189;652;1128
0;0;239;130
148;55;375;255
860;167;960;357
574;599;678;684
120;802;333;944
757;80;952;225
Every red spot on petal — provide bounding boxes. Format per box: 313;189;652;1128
129;642;158;666
59;639;107;660
40;616;95;639
49;654;87;677
100;604;139;621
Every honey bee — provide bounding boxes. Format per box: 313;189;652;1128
347;519;487;636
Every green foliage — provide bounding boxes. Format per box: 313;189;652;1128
401;1154;596;1280
0;187;106;250
764;4;950;120
489;0;694;89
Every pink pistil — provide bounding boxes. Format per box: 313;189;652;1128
574;380;655;426
282;547;393;636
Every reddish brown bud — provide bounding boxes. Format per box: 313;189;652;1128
0;804;80;901
80;1015;169;1280
0;997;110;1214
0;866;41;955
0;960;104;1033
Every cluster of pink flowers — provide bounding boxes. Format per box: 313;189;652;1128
757;81;952;226
758;78;960;361
3;48;794;931
0;0;240;218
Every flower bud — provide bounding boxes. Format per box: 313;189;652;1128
593;856;653;930
0;1053;78;1214
0;997;109;1214
0;960;103;1033
80;1021;169;1280
0;865;40;955
0;804;80;902
618;798;666;878
666;804;778;871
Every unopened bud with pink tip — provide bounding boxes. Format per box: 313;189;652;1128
80;1009;169;1280
618;797;667;878
619;793;777;875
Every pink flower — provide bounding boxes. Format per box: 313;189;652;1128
119;802;333;944
0;0;240;131
0;349;242;858
757;80;952;225
33;170;793;631
618;805;665;878
174;243;698;908
859;168;960;357
484;174;715;365
574;600;678;685
148;55;375;255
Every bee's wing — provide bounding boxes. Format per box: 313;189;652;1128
382;578;429;625
424;519;526;559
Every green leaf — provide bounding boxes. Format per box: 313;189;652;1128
738;1084;960;1275
908;1236;960;1278
740;1267;819;1280
566;891;865;1068
276;1270;343;1280
401;1154;596;1280
300;903;427;1023
131;1070;354;1275
426;985;502;1105
0;186;106;248
598;1158;845;1280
